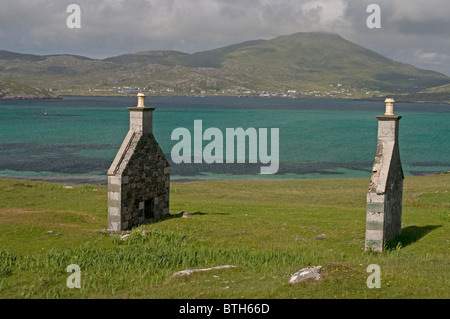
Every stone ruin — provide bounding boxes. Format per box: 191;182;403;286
365;98;404;252
105;94;404;252
107;93;170;233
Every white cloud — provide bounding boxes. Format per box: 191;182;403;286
300;0;347;26
412;50;450;70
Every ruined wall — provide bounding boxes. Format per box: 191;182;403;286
365;102;404;252
107;99;170;233
383;147;403;242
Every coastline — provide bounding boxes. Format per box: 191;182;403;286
0;97;447;185
2;170;448;186
0;94;61;100
0;93;447;105
58;94;450;105
0;175;108;185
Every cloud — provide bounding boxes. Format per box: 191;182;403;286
414;51;448;65
339;0;450;75
0;0;449;75
0;0;349;54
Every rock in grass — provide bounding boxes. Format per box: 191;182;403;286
180;211;192;218
120;234;131;241
289;266;322;284
172;265;237;277
315;234;326;240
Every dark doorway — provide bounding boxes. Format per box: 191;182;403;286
144;198;154;220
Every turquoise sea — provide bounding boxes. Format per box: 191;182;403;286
0;96;448;184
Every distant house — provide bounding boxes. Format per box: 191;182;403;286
121;89;140;94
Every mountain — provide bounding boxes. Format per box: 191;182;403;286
0;32;449;101
217;32;449;92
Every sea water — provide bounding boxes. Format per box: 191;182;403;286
0;96;448;184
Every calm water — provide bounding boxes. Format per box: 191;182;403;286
0;96;448;184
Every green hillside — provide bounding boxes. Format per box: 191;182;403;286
0;79;58;100
0;32;449;101
422;83;450;94
220;33;449;92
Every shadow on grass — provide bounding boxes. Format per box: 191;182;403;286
387;225;442;250
192;211;230;216
175;211;231;217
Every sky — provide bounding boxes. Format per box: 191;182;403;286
0;0;449;75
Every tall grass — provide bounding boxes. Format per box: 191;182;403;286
0;175;448;298
1;226;324;298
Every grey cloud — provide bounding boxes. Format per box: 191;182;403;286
339;0;450;75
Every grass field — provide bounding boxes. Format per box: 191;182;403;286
0;174;448;299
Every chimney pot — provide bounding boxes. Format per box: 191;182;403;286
137;92;146;108
384;98;395;116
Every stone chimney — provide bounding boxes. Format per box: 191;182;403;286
107;93;170;233
365;98;404;252
129;93;154;133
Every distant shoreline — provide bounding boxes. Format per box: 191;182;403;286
60;94;450;104
0;95;61;100
1;170;448;186
0;94;447;105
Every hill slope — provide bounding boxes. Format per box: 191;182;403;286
0;79;59;100
0;32;449;100
219;33;449;92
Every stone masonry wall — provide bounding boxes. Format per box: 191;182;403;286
365;114;403;252
108;131;170;232
383;150;403;242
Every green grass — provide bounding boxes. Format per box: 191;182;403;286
0;175;448;299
